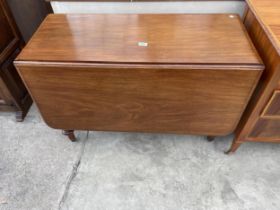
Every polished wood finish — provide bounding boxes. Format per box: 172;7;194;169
227;0;280;153
245;0;280;53
15;63;262;135
249;119;280;139
18;14;261;65
15;14;263;137
261;90;280;119
6;0;53;42
0;0;32;121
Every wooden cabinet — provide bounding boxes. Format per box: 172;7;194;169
249;119;280;139
227;0;280;153
0;0;32;121
6;0;52;42
0;1;20;63
261;90;280;119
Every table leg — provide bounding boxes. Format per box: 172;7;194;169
207;136;215;142
63;130;77;142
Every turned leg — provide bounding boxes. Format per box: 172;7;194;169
207;136;215;142
225;141;242;154
63;130;77;142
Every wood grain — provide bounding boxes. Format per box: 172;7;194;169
246;0;280;54
261;90;280;119
16;63;262;135
17;14;262;66
249;119;280;139
227;0;280;153
15;14;263;136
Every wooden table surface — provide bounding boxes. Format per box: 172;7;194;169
17;14;262;67
246;0;280;54
15;14;263;140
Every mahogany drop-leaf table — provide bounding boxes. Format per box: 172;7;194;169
15;14;264;142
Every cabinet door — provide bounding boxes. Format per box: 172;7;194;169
6;0;52;42
0;49;27;106
261;90;280;119
249;119;280;140
0;74;13;105
0;0;21;64
249;90;280;141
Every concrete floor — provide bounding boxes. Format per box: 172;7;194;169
1;106;280;210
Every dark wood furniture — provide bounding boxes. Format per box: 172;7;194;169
15;14;263;140
0;0;32;121
6;0;53;42
227;0;280;153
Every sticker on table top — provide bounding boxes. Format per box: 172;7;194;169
138;42;148;47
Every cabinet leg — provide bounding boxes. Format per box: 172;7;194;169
15;95;33;122
16;111;24;122
207;136;215;142
16;110;29;122
63;130;77;142
225;141;242;154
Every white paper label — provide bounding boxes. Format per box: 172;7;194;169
138;42;148;47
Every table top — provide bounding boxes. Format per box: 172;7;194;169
17;14;262;67
246;0;280;55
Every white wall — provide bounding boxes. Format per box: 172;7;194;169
51;1;246;17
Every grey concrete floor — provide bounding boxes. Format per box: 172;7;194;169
1;105;280;210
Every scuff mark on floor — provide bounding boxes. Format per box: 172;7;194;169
221;179;244;207
58;134;88;210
